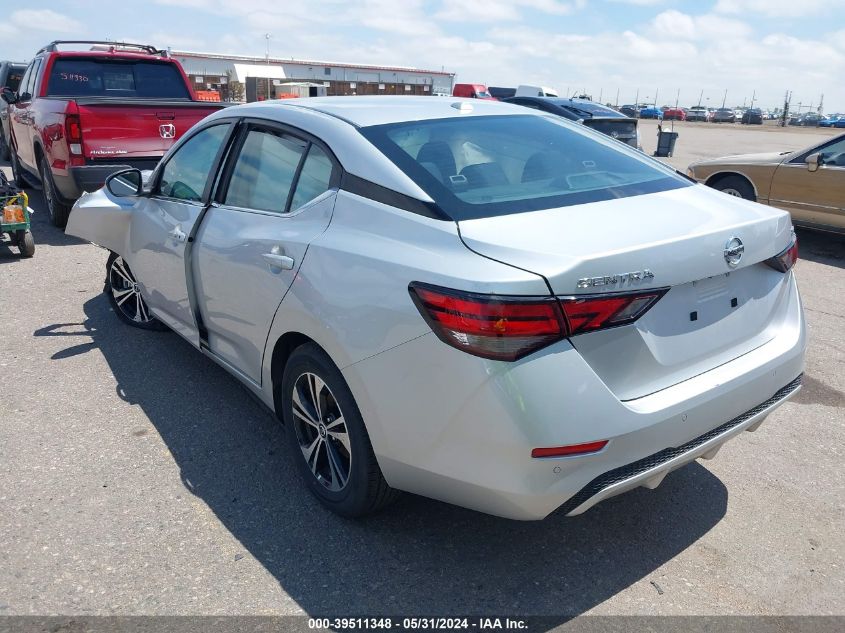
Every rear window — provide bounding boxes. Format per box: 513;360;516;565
360;114;689;221
47;59;190;99
4;68;24;91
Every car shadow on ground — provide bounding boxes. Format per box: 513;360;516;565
35;294;729;620
796;228;845;270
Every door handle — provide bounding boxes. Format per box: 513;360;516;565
168;226;187;242
262;252;295;270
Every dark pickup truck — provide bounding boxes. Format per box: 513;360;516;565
1;41;226;227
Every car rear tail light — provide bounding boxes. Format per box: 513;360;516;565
765;234;798;272
409;283;668;361
531;440;609;458
558;289;667;336
409;283;565;361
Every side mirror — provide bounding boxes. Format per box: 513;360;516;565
0;87;17;105
805;152;821;172
105;168;143;197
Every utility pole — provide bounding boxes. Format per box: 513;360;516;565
265;33;272;101
722;89;727;108
598;88;603;103
634;88;639;107
780;90;791;127
697;89;703;107
615;87;619;107
818;93;824;115
750;89;756;109
654;88;659;106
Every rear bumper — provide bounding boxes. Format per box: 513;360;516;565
560;375;801;516
54;159;160;201
344;274;806;520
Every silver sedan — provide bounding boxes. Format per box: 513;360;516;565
67;97;805;520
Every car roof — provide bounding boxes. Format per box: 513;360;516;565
239;95;526;128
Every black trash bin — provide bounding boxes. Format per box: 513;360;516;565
654;130;679;157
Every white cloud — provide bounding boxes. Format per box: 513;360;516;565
610;0;666;5
651;10;752;40
10;9;84;33
714;0;842;18
435;0;579;22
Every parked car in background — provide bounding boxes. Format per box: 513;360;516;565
639;105;663;119
712;108;737;123
67;96;805;520
834;118;845;129
2;40;227;227
795;114;822;127
662;107;686;121
488;86;516;100
0;61;26;160
452;83;495;100
688;132;845;234
819;115;843;127
686;106;709;122
504;96;640;149
618;104;639;118
741;109;764;125
514;84;559;97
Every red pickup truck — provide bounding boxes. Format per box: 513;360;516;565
1;41;226;227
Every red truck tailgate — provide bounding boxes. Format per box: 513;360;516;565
74;98;225;160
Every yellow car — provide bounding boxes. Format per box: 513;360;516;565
688;133;845;234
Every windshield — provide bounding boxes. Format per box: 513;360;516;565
360;114;689;221
47;58;190;99
476;91;492;98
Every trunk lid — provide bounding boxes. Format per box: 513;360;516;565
459;185;796;399
74;98;225;160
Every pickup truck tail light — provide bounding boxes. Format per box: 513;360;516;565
765;234;798;273
66;115;83;160
409;283;667;361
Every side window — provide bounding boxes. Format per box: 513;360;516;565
158;124;229;202
819;138;845;167
224;129;306;213
17;62;34;100
289;145;334;211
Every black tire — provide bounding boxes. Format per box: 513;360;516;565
281;342;399;517
38;156;73;228
16;230;34;258
0;133;9;161
9;147;26;187
105;252;168;330
7;230;18;246
712;175;756;201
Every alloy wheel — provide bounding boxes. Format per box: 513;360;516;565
291;372;352;492
722;188;742;197
108;256;155;324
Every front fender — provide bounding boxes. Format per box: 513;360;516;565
66;188;135;256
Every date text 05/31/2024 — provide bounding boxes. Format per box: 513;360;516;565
308;618;528;630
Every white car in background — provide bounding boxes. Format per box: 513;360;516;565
67;97;805;520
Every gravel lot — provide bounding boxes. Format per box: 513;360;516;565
1;121;843;618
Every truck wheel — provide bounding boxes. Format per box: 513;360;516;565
105;252;167;331
16;230;35;258
281;343;400;517
38;156;73;228
9;148;27;187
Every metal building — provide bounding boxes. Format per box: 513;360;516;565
171;50;455;102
